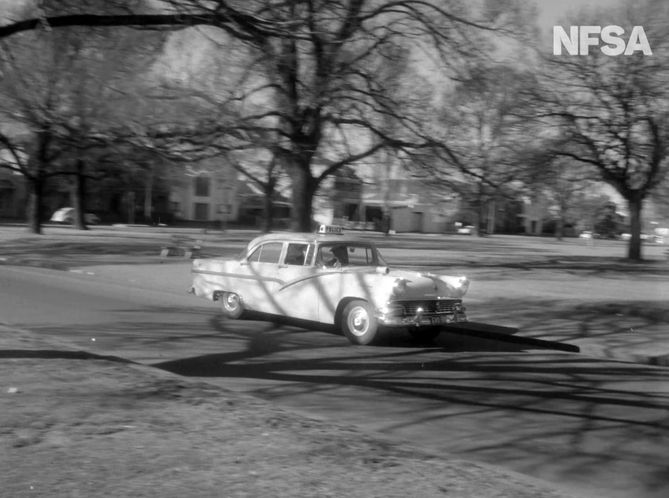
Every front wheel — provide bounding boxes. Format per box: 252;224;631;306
220;292;244;319
341;300;379;345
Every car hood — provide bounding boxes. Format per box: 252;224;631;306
343;266;470;299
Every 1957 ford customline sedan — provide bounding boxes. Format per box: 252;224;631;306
191;226;469;345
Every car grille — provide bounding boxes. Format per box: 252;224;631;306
392;299;463;317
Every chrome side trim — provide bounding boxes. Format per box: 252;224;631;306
192;268;284;285
277;271;342;291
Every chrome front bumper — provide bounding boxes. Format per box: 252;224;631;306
377;312;468;327
376;300;468;327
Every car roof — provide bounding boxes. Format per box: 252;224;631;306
247;232;371;247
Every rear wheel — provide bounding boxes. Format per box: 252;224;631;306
341;300;378;345
220;292;244;319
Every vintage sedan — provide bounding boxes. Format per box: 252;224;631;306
50;207;100;225
190;226;469;345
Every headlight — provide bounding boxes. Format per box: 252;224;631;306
392;278;408;295
453;277;469;292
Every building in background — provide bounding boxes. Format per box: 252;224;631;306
168;161;239;224
361;178;458;233
0;169;26;219
234;180;292;229
323;166;459;233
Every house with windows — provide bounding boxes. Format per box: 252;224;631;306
234;181;292;228
0;169;25;219
168;163;239;223
361;178;459;233
325;167;459;232
520;196;549;235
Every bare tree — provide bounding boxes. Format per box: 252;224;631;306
526;155;601;240
0;1;503;231
0;25;79;233
0;0;164;232
426;64;535;235
534;1;669;259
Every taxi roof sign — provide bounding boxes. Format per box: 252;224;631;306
317;224;343;234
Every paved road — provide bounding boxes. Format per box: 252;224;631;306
2;265;669;498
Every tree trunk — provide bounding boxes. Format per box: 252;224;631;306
127;190;135;225
627;195;643;260
289;166;317;232
486;198;495;235
473;183;484;237
144;164;154;224
555;211;564;241
26;176;44;235
71;159;88;230
26;130;51;234
262;183;274;233
472;207;482;237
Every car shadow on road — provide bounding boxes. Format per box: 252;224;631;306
0;349;133;363
217;310;576;352
151;317;669;444
148;313;669;498
147;310;666;415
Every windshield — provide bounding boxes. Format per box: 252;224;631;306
316;243;381;267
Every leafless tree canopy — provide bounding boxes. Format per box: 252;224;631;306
533;1;669;258
1;0;501;231
0;1;667;259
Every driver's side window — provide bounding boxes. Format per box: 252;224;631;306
318;245;347;267
284;243;308;266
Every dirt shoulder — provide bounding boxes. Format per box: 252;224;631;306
1;326;574;498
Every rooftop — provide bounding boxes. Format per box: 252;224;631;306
248;231;369;247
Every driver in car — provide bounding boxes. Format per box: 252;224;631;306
322;245;348;267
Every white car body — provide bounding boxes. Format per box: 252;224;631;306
50;207;100;225
191;229;469;344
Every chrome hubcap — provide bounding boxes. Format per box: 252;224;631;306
348;307;369;336
225;293;239;310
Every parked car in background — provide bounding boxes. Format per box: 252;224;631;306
619;232;659;242
50;207;100;225
457;225;474;235
191;225;470;345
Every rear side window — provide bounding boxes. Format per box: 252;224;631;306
247;242;283;264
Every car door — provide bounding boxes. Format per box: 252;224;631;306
274;242;320;321
241;241;286;314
